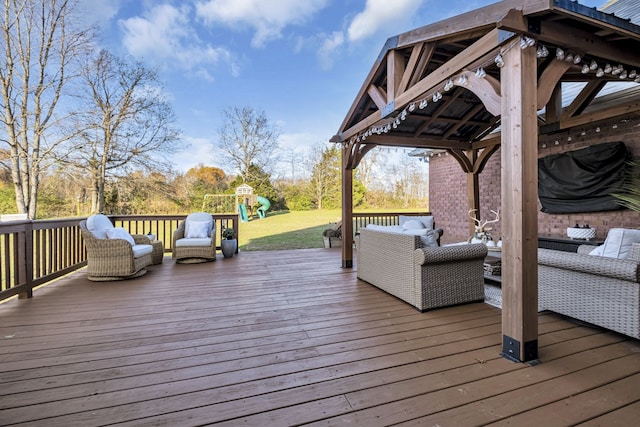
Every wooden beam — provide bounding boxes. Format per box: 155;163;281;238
537;60;571;110
387;50;404;103
539;20;640;68
473;144;500;174
408;43;435;88
448;149;473;173
545;83;563;123
398;43;424;95
367;85;387;110
560;80;607;120
500;42;539;363
559;99;640;129
363;134;470;150
455;71;501;116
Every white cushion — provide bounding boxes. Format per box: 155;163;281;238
105;227;135;246
86;214;114;239
185;221;210;239
598;228;640;259
175;237;211;247
402;219;426;230
401;228;428;236
399;215;434;230
589;245;604;256
132;244;153;258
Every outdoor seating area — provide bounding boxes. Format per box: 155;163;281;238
1;248;639;425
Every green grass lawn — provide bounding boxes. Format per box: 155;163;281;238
238;209;342;251
238;208;427;251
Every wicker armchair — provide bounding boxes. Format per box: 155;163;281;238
357;228;488;311
79;215;153;281
172;212;217;263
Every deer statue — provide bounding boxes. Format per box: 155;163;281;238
468;208;500;245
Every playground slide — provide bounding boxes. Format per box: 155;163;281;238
238;203;249;222
256;196;271;219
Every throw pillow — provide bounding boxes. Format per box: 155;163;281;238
399;215;434;230
420;229;439;248
105;227;135;246
598;228;640;259
185;221;210;239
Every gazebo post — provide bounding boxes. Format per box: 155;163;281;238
499;36;539;363
341;143;354;268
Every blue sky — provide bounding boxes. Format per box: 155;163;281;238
84;0;605;176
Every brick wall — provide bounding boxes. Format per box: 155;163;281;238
430;114;640;244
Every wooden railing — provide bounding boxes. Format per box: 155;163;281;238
0;214;239;303
352;211;431;234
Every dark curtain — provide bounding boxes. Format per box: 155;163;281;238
538;141;629;213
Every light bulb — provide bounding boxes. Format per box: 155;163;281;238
604;63;612;73
419;99;428;109
536;45;549;58
495;54;504;67
475;67;486;78
596;68;604;77
556;48;565;60
581;64;590;74
589;60;598;70
408;102;415;112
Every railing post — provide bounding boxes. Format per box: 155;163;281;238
18;220;34;299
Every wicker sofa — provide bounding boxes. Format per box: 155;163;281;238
357;228;488;311
538;242;640;339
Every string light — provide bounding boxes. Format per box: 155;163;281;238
536;45;549;58
408;102;415;112
596;68;604;78
495;54;504;67
589;60;598;70
419;99;428;109
604;63;612;73
475;67;486;78
556;48;565;60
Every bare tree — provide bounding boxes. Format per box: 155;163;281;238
59;50;181;213
0;0;93;218
216;106;280;182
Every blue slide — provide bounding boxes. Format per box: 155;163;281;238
238;203;249;222
256;196;271;219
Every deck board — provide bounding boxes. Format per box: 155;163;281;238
1;248;639;426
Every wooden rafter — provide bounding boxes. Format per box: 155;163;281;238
561;80;608;120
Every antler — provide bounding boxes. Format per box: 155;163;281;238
468;209;482;230
482;209;500;231
468;208;500;232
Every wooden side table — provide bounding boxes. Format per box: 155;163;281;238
151;240;164;264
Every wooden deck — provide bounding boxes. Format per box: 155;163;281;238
1;248;639;426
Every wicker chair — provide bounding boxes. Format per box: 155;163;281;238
79;215;153;281
172;212;217;263
357;228;488;311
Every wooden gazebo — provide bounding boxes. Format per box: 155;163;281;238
332;0;640;362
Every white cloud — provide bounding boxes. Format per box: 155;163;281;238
119;4;236;80
172;135;215;173
317;32;345;70
347;0;425;43
195;0;329;48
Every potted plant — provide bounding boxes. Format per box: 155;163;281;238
221;227;237;258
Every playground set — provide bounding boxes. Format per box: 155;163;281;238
202;184;270;222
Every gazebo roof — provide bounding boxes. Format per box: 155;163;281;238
332;0;640;160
